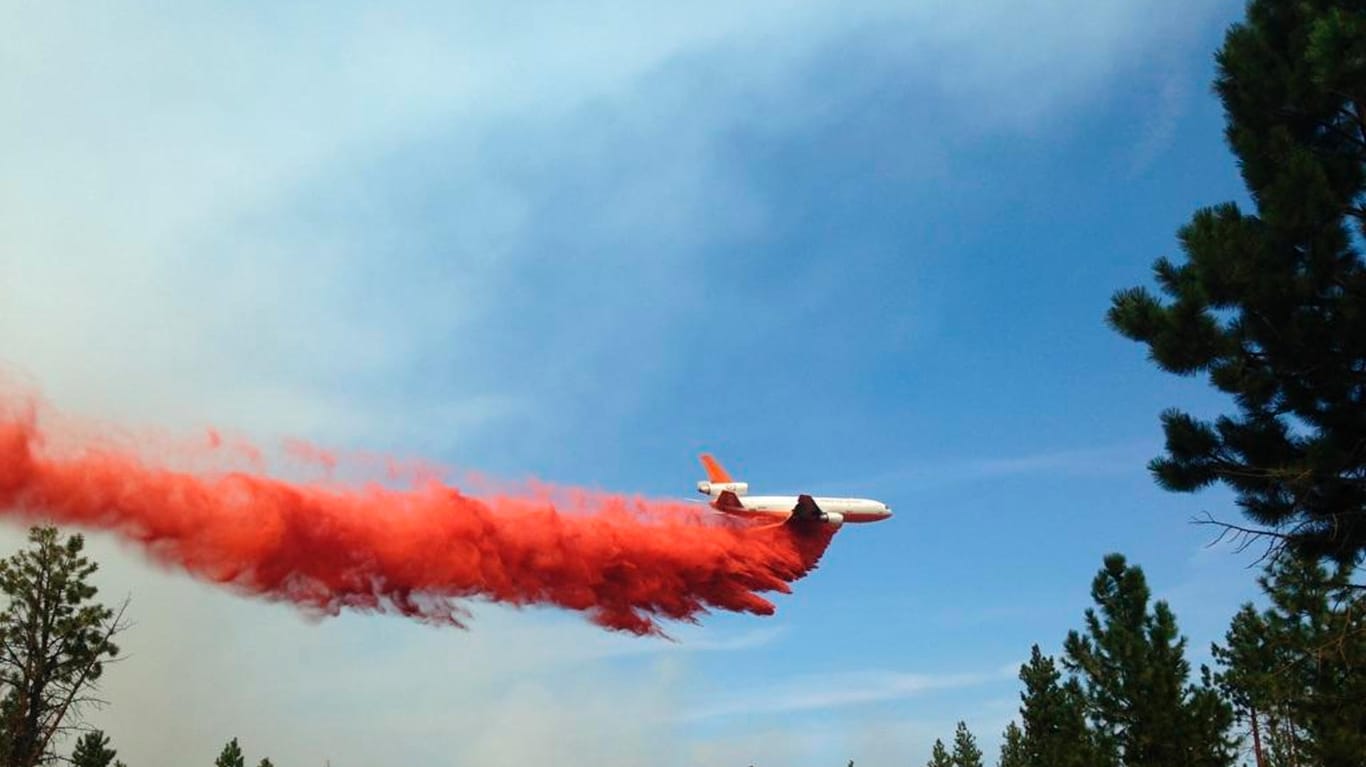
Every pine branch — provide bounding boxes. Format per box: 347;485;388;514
1192;512;1291;564
1296;107;1366;152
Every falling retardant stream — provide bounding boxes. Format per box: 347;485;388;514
0;390;834;636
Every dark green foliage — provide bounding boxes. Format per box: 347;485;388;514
950;721;982;767
1062;555;1236;767
1212;555;1366;767
0;527;124;767
256;760;273;767
1107;0;1366;565
996;722;1026;767
1017;645;1103;767
214;738;243;767
926;738;953;767
70;731;115;767
1213;603;1297;767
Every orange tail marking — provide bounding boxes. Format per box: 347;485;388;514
699;453;733;483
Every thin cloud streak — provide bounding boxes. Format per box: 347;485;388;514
680;665;1015;722
1131;72;1191;175
524;621;789;664
815;441;1159;495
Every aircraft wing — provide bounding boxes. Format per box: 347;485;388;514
715;490;745;510
792;494;823;520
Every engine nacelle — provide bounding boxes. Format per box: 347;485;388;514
697;481;749;496
819;511;845;527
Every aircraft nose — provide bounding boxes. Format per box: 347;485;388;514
883;505;893;518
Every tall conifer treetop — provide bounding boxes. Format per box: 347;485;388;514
69;731;116;767
0;527;125;767
1107;0;1366;564
996;722;1027;767
1017;645;1102;767
927;738;954;767
1063;555;1236;767
951;721;984;767
214;738;244;767
1213;555;1366;767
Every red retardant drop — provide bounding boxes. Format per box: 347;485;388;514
0;394;833;636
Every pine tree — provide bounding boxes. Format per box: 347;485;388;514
214;738;244;767
1213;554;1366;767
1212;604;1290;767
69;731;116;767
1107;0;1366;566
950;721;983;767
1017;645;1102;767
996;722;1026;767
0;527;128;767
1062;554;1236;767
927;738;953;767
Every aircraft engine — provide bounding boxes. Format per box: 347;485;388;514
696;481;749;496
819;511;845;527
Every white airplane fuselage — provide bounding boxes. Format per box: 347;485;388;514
711;493;893;524
694;454;893;528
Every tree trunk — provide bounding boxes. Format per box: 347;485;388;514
1250;705;1265;767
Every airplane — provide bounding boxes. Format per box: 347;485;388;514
695;453;892;528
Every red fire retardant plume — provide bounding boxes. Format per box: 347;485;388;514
0;396;834;636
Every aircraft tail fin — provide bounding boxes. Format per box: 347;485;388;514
699;453;733;483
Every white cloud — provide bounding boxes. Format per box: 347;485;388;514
1;0;1227;446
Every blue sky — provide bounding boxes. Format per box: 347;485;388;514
0;2;1272;765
